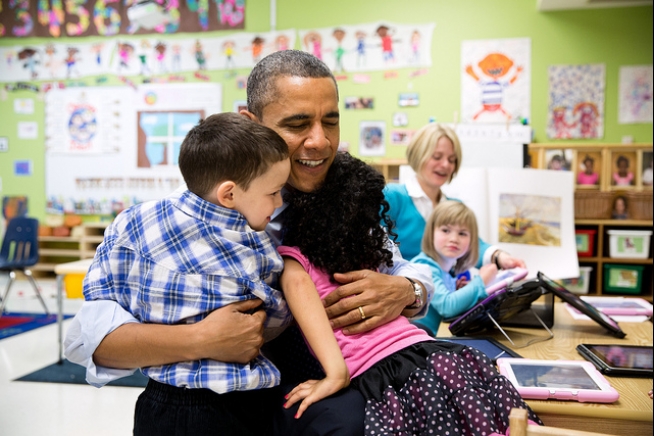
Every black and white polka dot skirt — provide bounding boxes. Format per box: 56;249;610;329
350;341;542;436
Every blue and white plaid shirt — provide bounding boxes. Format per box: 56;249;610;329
83;188;292;393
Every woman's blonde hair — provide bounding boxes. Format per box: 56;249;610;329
406;123;462;183
421;200;479;275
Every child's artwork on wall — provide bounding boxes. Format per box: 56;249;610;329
461;38;531;124
344;96;374;109
359;121;386;157
547;64;606;139
390;129;414;146
618;65;653;124
45;83;221;215
2;196;28;220
298;21;435;73
0;1;245;38
0;30;296;83
45;87;131;154
398;93;419;107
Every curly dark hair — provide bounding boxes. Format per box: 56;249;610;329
282;152;396;279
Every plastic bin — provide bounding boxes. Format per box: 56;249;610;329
607;230;652;259
603;264;645;295
64;274;85;299
575;229;596;257
559;266;593;294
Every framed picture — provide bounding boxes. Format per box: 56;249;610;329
575;150;602;189
642;151;653;188
359;121;386;157
232;100;247;113
544;149;573;171
609;150;638;188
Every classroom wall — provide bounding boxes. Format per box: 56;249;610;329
0;0;652;222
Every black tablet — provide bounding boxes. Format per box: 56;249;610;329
448;279;544;336
537;272;626;339
577;344;653;378
434;336;522;363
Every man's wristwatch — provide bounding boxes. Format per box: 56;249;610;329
404;277;423;309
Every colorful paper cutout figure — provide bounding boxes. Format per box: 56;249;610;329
65;47;80;78
18;48;40;79
194;40;207;70
376;25;397;64
332;28;346;72
154;42;167;73
304;31;323;60
117;42;134;72
355;30;367;67
466;53;523;121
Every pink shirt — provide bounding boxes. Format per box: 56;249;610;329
613;171;634;186
577;171;599;185
278;246;432;379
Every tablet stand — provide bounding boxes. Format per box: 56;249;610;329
501;290;555;329
487;308;554;348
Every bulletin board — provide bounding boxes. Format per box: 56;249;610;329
45;83;221;214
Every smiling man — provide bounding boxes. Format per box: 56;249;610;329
65;50;434;436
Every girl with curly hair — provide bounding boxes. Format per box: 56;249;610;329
279;152;541;435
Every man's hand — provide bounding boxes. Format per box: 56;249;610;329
323;270;413;335
191;299;266;363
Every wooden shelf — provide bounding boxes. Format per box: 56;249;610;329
35;222;109;276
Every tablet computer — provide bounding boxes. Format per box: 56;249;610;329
537;272;626;339
433;336;522;363
577;344;653;378
448;279;543;336
579;297;653;317
496;358;620;403
485;267;529;294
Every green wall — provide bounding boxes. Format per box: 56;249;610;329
0;0;652;222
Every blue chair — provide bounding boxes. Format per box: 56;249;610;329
0;217;49;316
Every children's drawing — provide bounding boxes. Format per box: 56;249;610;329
618;65;653;124
117;42;134;73
376;24;399;64
359;121;386;157
223;40;235;70
498;193;561;247
65;47;80;78
299;22;434;73
332;28;346;72
547;64;605;139
275;34;290;51
154;42;167;73
249;36;265;63
304;31;323;60
44;43;61;77
193;39;207;70
461;38;530;124
18;47;40;79
409;30;421;64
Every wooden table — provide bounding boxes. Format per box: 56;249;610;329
437;299;653;435
54;258;94;363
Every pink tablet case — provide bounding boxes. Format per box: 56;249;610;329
486;268;528;294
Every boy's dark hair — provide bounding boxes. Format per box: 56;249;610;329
247;50;338;120
282;152;395;278
617;155;629;166
178;112;288;196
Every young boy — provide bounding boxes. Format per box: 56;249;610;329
82;112;292;435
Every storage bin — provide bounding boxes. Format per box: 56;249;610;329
624;191;653;221
607;229;652;259
575;229;596;257
574;191;613;219
559;266;593;294
64;274;85;299
603;264;645;295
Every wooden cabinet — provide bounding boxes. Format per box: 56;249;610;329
575;219;652;300
35;222;109;276
367;158;407;183
529;143;653;300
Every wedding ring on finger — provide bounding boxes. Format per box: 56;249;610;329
358;306;366;320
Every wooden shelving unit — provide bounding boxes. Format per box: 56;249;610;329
367;158;407;183
35;222;109;276
529;143;653;300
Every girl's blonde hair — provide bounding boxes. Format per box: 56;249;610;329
421;200;479;275
406;123;462;183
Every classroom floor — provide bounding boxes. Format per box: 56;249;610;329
0;276;140;436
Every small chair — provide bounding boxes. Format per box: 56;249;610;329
509;408;617;436
0;217;49;317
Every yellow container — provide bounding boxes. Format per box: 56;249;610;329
64;274;85;299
